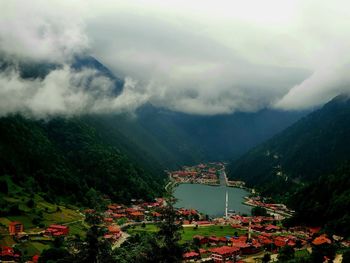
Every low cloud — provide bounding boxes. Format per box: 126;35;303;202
0;65;144;118
1;0;350;116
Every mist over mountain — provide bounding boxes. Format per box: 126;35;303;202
3;0;350;118
0;55;307;168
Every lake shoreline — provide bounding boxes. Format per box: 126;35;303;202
173;183;251;217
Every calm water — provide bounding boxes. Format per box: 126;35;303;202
174;184;251;217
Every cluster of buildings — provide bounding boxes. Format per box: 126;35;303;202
182;214;348;262
97;197;166;223
44;224;69;237
104;225;122;243
2;220;70;262
83;198;168;246
244;196;295;218
0;245;39;263
169;162;225;185
0;246;21;262
8;221;69;238
226;180;245;188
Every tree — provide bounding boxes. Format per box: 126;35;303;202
278;245;295;262
85;212;103;226
76;224;113;263
262;253;271;263
310;244;336;263
38;247;72;263
251;206;268;217
53;236;65;248
156;192;184;262
26;199;35;208
342;250;350;263
0;179;8;194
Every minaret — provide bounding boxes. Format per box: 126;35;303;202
225;190;228;219
248;218;252;240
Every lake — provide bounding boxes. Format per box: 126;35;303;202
174;183;251;217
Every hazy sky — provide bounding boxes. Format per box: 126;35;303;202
0;0;350;116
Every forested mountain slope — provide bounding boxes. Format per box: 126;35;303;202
227;95;350;236
0;115;165;206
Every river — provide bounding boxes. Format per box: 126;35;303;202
174;183;251;217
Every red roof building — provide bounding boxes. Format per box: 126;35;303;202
309;227;321;235
210;246;239;263
312;235;331;246
193;235;209;245
274;236;288;247
45;225;69;236
8;221;23;235
183;251;200;261
104;218;113;223
129;211;144;221
209;236;220;243
0;246;20;261
108;225;121;234
265;224;281;232
32;254;40;263
112;213;127;219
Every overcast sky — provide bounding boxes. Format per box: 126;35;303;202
1;0;350;116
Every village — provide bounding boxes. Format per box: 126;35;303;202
169;162;224;185
1;196;350;262
169;162;246;189
1;163;349;262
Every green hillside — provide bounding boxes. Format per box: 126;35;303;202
227;95;350;236
0;115;165;206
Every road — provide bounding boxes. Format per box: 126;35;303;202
219;170;228;186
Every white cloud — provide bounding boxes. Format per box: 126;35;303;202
0;65;141;117
1;0;350;115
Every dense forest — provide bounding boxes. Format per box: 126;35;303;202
227;95;350;237
0;115;165;206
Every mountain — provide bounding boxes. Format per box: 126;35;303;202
0;115;165;206
227;95;350;236
0;55;308;206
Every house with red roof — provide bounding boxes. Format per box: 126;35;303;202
8;221;23;235
209;236;220;244
0;246;20;261
273;236;288;248
45;225;69;236
312;235;331;246
151;211;162;221
308;227;321;235
241;243;263;255
265;224;281;232
32;254;40;263
104;218;113;223
210;246;239;263
193;235;208;245
112;213;127;219
129;211;144;221
108;225;120;234
183;251;200;262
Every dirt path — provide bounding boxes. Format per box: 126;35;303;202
112;231;130;250
334;254;343;263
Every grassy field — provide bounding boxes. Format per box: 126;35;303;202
0;191;85;258
1;194;83;230
18;241;51;256
127;224;246;243
127;224;159;235
181;225;246;242
69;221;89;238
295;249;310;258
